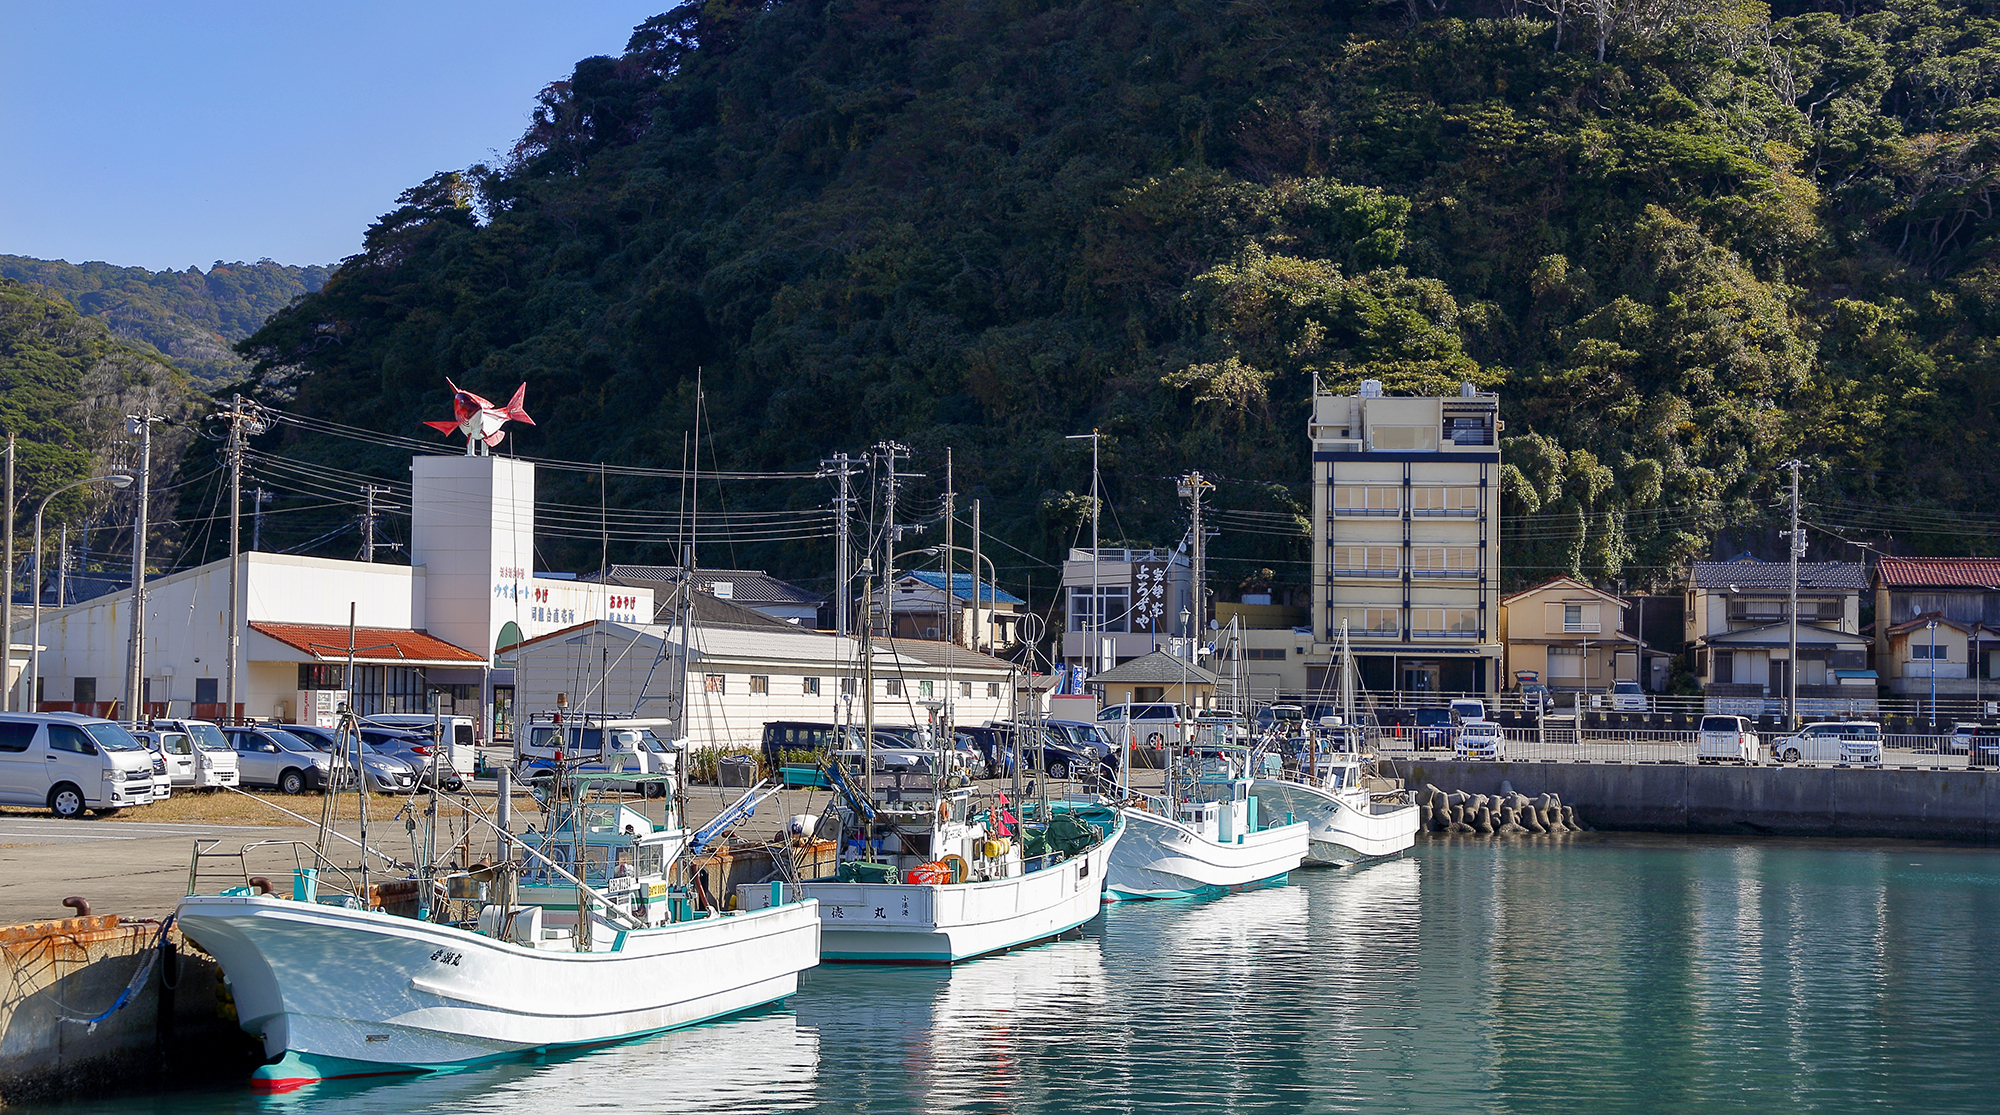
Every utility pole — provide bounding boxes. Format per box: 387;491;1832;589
1784;458;1804;731
1178;471;1214;662
818;453;860;637
56;523;66;609
217;394;266;721
971;498;983;654
1065;431;1101;671
359;484;399;563
873;442;917;638
125;413;160;720
2;433;13;711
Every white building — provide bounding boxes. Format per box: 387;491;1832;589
510;605;1021;749
1060;548;1194;669
16;454;650;732
1309;383;1503;697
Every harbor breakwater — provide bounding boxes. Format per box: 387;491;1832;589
1397;760;2000;843
0;914;254;1105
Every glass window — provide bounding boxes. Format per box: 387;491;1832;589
49;725;96;754
83;723;143;752
886;679;903;697
919;680;934;698
988;682;1002;698
72;678;96;705
961;682;972;697
0;722;35;753
1332;485;1401;514
1331;546;1400;576
1369;425;1438;451
1069;586;1131;633
749;675;769;696
704;674;726;694
841;676;857;696
803;677;820;696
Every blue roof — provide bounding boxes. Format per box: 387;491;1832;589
903;570;1024;605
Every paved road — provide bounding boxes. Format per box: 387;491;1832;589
0;817;326;926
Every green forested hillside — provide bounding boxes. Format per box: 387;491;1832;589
226;0;2000;594
0;278;201;567
0;256;330;386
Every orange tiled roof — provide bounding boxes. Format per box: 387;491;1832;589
1875;557;2000;589
248;622;484;664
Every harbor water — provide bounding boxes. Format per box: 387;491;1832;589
24;832;2000;1113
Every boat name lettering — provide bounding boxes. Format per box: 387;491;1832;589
874;906;887;919
429;948;464;967
498;566;526;580
828;905;845;918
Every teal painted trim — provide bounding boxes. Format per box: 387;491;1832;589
1106;872;1292;903
251;995;795;1088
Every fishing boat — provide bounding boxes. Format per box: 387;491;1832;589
1251;620;1419;866
1098;740;1310;901
736;749;1122;963
176;765;821;1090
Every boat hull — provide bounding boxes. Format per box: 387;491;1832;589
743;821;1122;964
1104;807;1310;900
1251;778;1421;866
175;893;821;1087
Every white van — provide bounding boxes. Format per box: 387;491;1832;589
1697;715;1759;764
0;714;160;817
515;716;679;794
1772;721;1884;767
147;718;243;788
362;714;478;776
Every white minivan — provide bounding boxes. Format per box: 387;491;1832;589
1697;715;1759;764
0;714;160;817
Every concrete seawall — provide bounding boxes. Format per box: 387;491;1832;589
1394;761;2000;843
0;916;253;1105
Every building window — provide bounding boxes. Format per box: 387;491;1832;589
1713;650;1735;683
298;664;344;690
195;678;219;704
1368;425;1438;451
1333;608;1400;636
1548;602;1601;633
886;679;904;697
919;680;934;698
1331;546;1401;577
1246;648;1286;660
1409;486;1481;515
350;666;427;715
1332;485;1401;515
1411;609;1481;637
1549;647;1584;678
750;675;769;695
841;676;857;697
1727;597;1789;622
803;677;821;696
1409;546;1481;577
1069;586;1131;633
704;674;726;694
988;682;1002;697
1911;644;1948;661
72;677;96;705
961;682;972;697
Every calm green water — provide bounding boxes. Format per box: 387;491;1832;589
28;833;2000;1113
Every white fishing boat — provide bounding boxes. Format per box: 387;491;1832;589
1251;619;1419;866
1100;743;1310;900
1250;756;1420;866
177;769;820;1090
737;769;1122;963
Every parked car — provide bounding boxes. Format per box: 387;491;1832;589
360;713;478;777
131;727;197;788
1770;721;1884;767
1191;710;1250;743
145;718;242;788
1697;715;1760;764
1096;703;1187;749
965;723;1096;781
1454;720;1506;761
1043;719;1120;772
1255;705;1305;734
1610;680;1649;712
1448;699;1487;725
0;713;160;817
1415;707;1457;750
1960;724;2000;767
1516;684;1553;713
222;726;340;794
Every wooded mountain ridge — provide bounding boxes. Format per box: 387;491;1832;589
196;0;2000;598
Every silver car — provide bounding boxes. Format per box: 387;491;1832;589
223;726;338;794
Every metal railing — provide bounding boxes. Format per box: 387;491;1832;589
1372;726;1992;771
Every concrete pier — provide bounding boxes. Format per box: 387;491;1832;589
0;915;254;1104
1395;760;2000;842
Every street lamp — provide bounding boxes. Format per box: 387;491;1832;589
30;473;133;712
1927;617;1940;731
921;543;1000;652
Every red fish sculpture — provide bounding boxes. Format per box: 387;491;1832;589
424;379;534;454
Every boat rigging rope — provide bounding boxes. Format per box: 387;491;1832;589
58;915;175;1033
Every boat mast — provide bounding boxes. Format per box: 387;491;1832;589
860;559;877;860
941;451;954;808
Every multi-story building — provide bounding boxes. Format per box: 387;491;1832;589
1683;558;1868;697
1871;557;2000;696
1060;548;1194;670
1308;382;1502;697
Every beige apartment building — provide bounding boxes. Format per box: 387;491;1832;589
1308;382;1502;698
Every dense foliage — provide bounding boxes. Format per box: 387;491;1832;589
0;278;199;572
0;256;329;386
227;0;2000;597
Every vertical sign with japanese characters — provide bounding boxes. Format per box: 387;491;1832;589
1133;562;1168;632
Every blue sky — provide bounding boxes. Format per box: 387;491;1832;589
0;2;664;271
